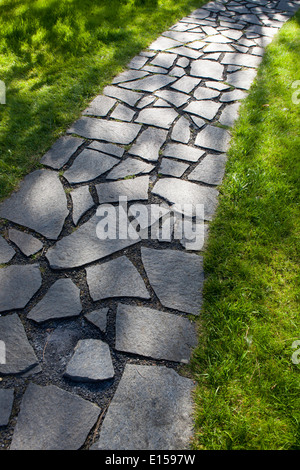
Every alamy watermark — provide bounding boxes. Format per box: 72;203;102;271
0;340;6;365
0;81;6;104
291;340;300;365
292;80;300;105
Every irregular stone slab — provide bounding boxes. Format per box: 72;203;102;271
0;389;14;426
115;304;197;362
40;136;84;170
225;68;257;90
0;265;42;312
143;65;169;74
96;176;149;203
149;36;181;51
10;383;100;450
221;53;263;68
107;158;155;180
128;55;149;70
171;116;191;143
110;103;136;122
163;143;204;162
190;59;224;80
163;30;204;43
168;46;202;59
113;70;148;84
220;89;247;102
136;95;156;109
129;127;167;162
203;34;232;43
188;154;227;185
135;107;178;129
194;87;220;100
155;89;190;107
246;24;279;38
184;100;221;120
0;170;68;240
219;102;241;127
0;313;39;375
83;95;116;117
86;256;150;301
190;115;205;129
221;29;244;41
177;56;190;67
103;86;143;106
205;81;230;91
70;186;94;225
84;308;109;332
190;8;210;19
142;247;203;314
87;141;124;158
150;53;176;68
195;125;231;152
120;74;176;92
67;117;141;145
64;339;114;382
27;278;82;323
46;215;139;269
8;229;43;257
63;149;119;184
159;158;189;177
152;177;218;221
202;52;221;61
0;236;15;263
171;76;201;93
203;42;234;52
91;364;194;450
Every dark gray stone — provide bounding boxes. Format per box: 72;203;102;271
163;143;204;162
110;103;136;122
87;141;125;158
10;383;100;450
113;70;148;83
119;75;176;92
0;389;14;426
171;76;201;93
225;68;257;90
115;304;197;363
194;87;220;100
63;149;119;184
184;100;221;120
96;175;149;203
27;278;82;323
84;308;109;332
0;314;39;376
150;53;176;68
0;265;42;312
219;102;241;127
155;89;190;107
221;52;263;68
141;247;204;314
64;339;114;382
188;154;227;185
91;364;194;450
129;127;167;162
40;136;84;170
195;125;231;152
103;85;143;106
171;116;191;143
0;170;69;240
83;95;116;117
0;236;15;264
159;158;189;177
107;158;155;180
8;229;43;257
135;107;178;129
70;186;94;225
86;256;150;301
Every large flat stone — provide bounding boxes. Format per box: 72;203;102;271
83;95;116;117
171;116;191;143
87;141;124;158
40;136;84;170
219;102;241;127
64;149;119;184
0;313;39;376
84;308;109;332
91;364;194;450
225;68;257;90
0;170;69;240
184;100;221;120
67;117;141;144
150;53;176;68
188;154;227;185
152;177;218;220
64;339;114;382
159;158;189;177
0;389;14;426
0;236;15;264
46;215;139;269
8;229;43;257
155;90;190;107
96;175;149;203
10;383;100;450
70;186;94;225
149;36;182;51
190;59;224;80
221;52;263;68
195;125;231;152
86;256;150;301
103;86;143;106
163;143;204;162
129;127;167;162
135;107;178;129
110;103;136;122
0;265;42;312
119;75;176;92
112;69;148;84
141;247;204;314
107;158;155;180
171;76;201;93
27;278;82;323
115;304;197;363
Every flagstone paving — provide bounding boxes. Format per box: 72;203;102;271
0;0;299;451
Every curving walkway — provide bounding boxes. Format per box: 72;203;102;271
0;0;299;451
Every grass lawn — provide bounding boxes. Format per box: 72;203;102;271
190;11;300;450
0;0;204;201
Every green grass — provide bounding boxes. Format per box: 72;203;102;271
0;0;204;201
190;12;300;450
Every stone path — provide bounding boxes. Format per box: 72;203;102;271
0;0;299;451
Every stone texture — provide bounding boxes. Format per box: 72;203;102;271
67;117;141;145
0;389;14;426
103;85;143;106
96;175;149;203
155;89;190;107
194;86;220;100
171;76;201;93
171;116;191;143
63;149;119;184
40;136;84;170
149;36;182;51
110;103;136;122
107;158;155;180
46;215;139;269
10;383;100;450
184;100;221;120
84;308;109;332
0;170;69;240
163;143;204;162
135;107;178;129
0;314;39;376
112;70;148;84
8;229;43;257
83;95;116;117
129;127;167;162
203;42;234;52
27;279;82;323
120;75;176;92
86;256;150;301
115;304;197;363
0;236;15;263
70;186;94;225
188;154;227;185
91;364;194;450
87;141;124;158
64;339;114;382
0;265;42;312
141;247;204;314
190;59;224;80
159;158;189;177
168;46;202;59
220;89;247;102
152;177;218;220
225;68;257;90
221;52;263;68
195;125;231;152
150;53;176;68
219;102;241;127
